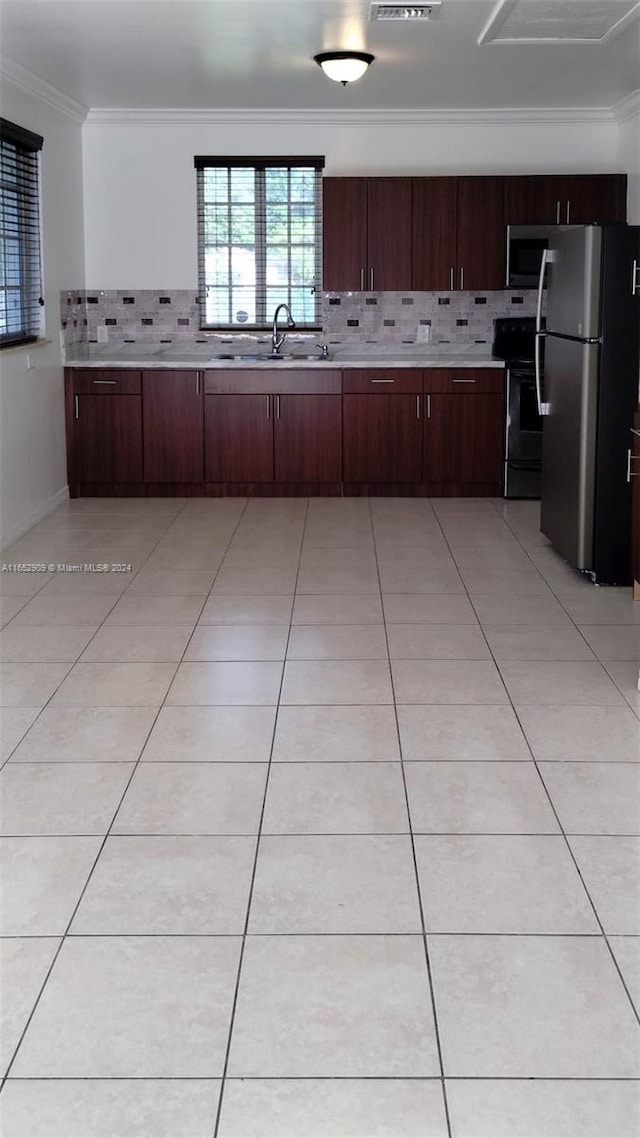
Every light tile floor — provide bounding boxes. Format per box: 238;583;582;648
0;495;639;1138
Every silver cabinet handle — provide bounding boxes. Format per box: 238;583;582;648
266;394;271;418
276;395;281;419
74;395;79;419
452;377;476;383
371;378;394;384
627;448;632;483
566;200;571;224
370;267;374;290
556;200;561;224
360;267;364;291
460;266;464;290
195;371;200;395
427;394;431;419
416;395;420;420
632;259;639;296
450;267;454;291
93;379;116;385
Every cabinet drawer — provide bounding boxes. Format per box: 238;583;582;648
424;368;504;394
342;369;423;394
72;369;142;394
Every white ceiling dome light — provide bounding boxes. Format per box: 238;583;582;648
313;51;376;85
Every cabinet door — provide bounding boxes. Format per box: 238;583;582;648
562;175;627;224
366;178;413;291
424;392;504;485
412;178;458;291
142;371;203;483
503;176;566;224
343;394;422;483
274;395;342;483
205;394;274;483
456;177;505;291
75;395;143;483
322;178;368;292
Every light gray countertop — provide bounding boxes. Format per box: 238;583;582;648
64;342;504;370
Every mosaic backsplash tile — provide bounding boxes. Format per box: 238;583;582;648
60;288;539;352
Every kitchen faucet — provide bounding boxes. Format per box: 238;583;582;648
271;303;296;355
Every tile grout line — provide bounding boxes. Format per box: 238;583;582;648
212;499;310;1138
368;498;453;1138
0;496;252;1093
0;501;196;771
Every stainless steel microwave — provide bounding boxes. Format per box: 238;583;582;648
506;225;558;288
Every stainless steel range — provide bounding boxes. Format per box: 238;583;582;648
493;317;543;499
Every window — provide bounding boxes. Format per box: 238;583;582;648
0;119;43;347
194;156;324;330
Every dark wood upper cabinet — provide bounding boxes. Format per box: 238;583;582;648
412;178;458;291
504;174;627;225
142;370;203;483
412;177;504;291
74;394;143;484
322;177;411;291
274;394;342;483
343;393;423;483
322;178;368;292
424;391;504;485
366;178;413;291
456;177;505;291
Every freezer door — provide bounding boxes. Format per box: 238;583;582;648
546;226;602;340
540;335;600;570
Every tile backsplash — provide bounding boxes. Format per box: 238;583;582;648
60;288;538;351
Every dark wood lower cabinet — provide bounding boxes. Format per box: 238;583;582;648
74;394;143;483
275;395;342;483
142;370;203;483
633;412;640;599
205;394;274;483
423;392;504;488
343;393;423;483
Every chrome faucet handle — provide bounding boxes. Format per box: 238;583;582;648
316;343;329;359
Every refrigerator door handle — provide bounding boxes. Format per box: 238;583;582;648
632;259;639;296
535;247;552;416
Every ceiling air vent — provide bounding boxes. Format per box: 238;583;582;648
370;2;442;21
478;0;640;44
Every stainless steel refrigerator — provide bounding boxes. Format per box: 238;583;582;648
535;224;640;585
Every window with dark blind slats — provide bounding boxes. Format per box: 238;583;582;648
194;157;324;330
0;118;44;348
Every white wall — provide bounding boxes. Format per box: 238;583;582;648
617;108;640;223
82;114;621;288
0;81;85;548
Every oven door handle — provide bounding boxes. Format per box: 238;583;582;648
535;247;552;417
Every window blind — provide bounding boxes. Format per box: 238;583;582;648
194;156;324;330
0;118;44;347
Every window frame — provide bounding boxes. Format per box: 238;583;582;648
194;155;324;332
0;118;44;350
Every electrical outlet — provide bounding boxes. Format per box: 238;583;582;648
97;325;109;343
26;353;33;370
416;324;431;343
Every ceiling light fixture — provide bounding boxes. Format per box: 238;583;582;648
313;51;375;86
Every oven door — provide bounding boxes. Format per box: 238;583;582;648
505;367;543;498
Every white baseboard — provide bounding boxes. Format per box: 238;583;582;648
1;485;70;551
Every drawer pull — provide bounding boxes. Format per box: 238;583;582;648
452;378;476;383
93;379;117;385
371;378;395;384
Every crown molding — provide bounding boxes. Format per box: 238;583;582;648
85;105;618;127
612;90;640;123
0;56;88;123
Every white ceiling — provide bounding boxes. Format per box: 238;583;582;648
0;0;638;112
